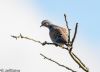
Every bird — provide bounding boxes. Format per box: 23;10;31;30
40;20;69;47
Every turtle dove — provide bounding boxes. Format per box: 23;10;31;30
40;20;69;47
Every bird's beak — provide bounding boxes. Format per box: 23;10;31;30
40;25;42;27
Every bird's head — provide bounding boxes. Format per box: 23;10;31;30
40;20;51;28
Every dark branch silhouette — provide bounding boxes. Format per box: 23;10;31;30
71;23;78;45
11;34;69;50
64;14;69;29
40;53;76;72
64;14;89;72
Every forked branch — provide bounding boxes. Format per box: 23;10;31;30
64;14;89;72
70;52;89;72
11;33;89;72
11;34;75;72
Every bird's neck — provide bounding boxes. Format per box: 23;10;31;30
49;27;53;32
48;24;58;31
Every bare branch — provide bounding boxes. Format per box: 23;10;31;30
11;34;68;50
63;14;89;72
64;14;68;29
11;33;89;72
69;52;89;72
40;53;76;72
72;52;86;68
11;33;42;44
71;23;78;45
68;29;71;43
64;14;71;43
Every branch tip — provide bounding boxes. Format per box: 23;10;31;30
71;22;78;44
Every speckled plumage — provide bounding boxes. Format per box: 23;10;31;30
41;20;68;46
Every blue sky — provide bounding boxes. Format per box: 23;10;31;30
0;0;100;72
37;0;100;44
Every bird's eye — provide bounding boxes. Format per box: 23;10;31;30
43;23;46;25
44;22;48;25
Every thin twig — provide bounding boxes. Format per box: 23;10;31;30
11;33;54;45
72;52;86;68
64;46;89;72
11;34;68;50
11;33;42;44
40;53;76;72
64;14;68;29
69;52;89;72
64;14;89;72
71;23;78;45
64;14;71;43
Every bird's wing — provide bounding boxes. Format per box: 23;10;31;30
54;27;68;43
60;27;68;35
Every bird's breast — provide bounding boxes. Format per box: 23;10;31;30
49;28;68;45
49;30;57;43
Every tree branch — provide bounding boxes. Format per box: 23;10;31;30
64;14;89;72
11;34;68;50
64;14;71;43
64;14;69;29
69;52;89;72
11;33;55;46
40;53;76;72
11;33;42;44
11;34;89;72
71;23;78;45
63;47;89;72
